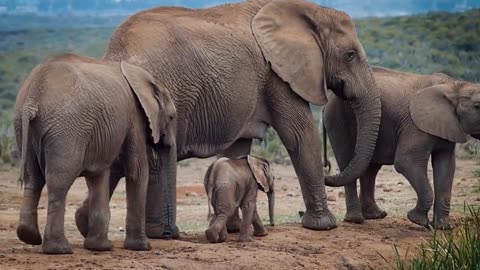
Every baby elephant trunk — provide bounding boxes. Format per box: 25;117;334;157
267;191;275;226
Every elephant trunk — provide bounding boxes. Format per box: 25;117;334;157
325;73;381;187
267;190;275;226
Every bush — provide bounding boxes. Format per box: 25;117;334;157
383;205;480;270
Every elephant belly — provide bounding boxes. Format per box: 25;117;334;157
239;121;269;140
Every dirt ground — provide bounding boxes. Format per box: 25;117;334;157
0;153;479;270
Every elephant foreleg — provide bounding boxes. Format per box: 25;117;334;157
431;146;455;230
394;149;432;227
360;164;387;220
252;209;267;237
269;84;336;230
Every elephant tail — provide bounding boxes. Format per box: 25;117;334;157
18;107;37;187
322;108;331;173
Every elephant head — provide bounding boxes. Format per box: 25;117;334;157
252;0;381;186
246;155;275;226
120;61;176;147
410;81;480;142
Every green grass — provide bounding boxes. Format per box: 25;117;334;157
381;205;480;270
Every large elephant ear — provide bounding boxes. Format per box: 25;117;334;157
410;84;467;143
120;61;162;144
252;0;327;106
247;155;271;193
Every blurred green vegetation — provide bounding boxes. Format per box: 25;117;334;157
0;9;479;164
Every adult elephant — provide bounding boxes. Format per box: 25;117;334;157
324;67;480;229
75;0;381;239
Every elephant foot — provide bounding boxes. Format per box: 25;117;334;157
226;219;241;233
407;209;429;227
17;223;42;245
146;222;180;239
239;235;252;242
205;227;226;243
124;236;151;251
84;236;113;251
362;204;387;220
344;210;365;224
75;205;89;238
302;209;337;230
430;216;452;230
253;229;268;237
219;228;228;242
42;237;73;254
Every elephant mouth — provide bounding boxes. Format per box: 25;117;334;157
327;79;346;99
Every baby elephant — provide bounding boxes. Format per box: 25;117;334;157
204;155;275;243
14;54;176;254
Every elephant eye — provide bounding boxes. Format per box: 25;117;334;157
345;50;356;62
474;104;480;110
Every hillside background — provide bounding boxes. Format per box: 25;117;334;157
0;2;479;163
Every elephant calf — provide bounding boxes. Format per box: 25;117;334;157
14;53;176;254
204;155;274;243
324;66;480;229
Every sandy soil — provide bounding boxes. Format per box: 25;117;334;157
0;154;479;270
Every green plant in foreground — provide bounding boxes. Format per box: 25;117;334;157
381;205;480;270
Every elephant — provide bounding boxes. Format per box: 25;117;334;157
14;54;176;254
75;0;382;239
323;66;480;229
204;155;274;243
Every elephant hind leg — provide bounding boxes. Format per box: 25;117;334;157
83;169;113;251
42;171;77;254
75;162;123;238
205;185;235;243
17;152;44;245
360;164;387;220
220;138;252;233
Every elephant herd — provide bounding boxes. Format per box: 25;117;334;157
12;0;478;255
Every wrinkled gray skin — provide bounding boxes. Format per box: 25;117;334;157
204;155;274;243
14;54;176;254
75;0;382;238
324;66;480;229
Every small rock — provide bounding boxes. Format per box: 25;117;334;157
397;182;403;186
186;192;199;197
282;186;288;191
461;177;467;182
338;191;345;198
111;204;118;209
327;195;337;202
287;192;296;197
328;189;334;192
475;197;480;202
383;187;393;192
375;184;384;188
119;227;125;232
